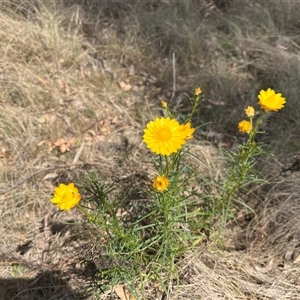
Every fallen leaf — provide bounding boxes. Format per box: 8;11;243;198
118;80;132;91
0;152;12;160
54;138;66;147
100;120;110;134
53;137;76;153
38;114;50;124
67;137;76;148
60;143;67;153
114;285;136;300
38;140;47;147
112;116;118;124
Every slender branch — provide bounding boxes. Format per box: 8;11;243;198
0;161;108;195
171;52;176;101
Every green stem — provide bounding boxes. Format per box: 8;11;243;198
249;111;265;143
187;94;200;122
219;113;264;220
164;155;170;176
77;205;89;218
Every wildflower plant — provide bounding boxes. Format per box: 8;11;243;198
137;88;203;283
50;87;286;296
216;88;286;231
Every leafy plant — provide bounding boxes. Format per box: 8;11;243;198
50;87;286;296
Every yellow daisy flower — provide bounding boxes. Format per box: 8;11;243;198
153;175;169;192
245;106;255;117
143;117;187;156
195;87;202;96
161;100;168;108
51;183;81;211
181;122;195;140
238;120;252;133
258;88;286;112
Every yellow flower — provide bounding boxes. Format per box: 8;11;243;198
245;106;255;117
153;175;169;192
51;183;81;211
181;122;195;140
238;120;252;133
161;101;168;108
143;117;187;156
195;87;202;96
258;88;286;112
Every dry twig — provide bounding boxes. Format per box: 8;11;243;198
0;162;109;195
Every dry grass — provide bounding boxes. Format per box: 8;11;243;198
1;0;300;299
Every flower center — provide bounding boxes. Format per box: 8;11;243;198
158;128;172;141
